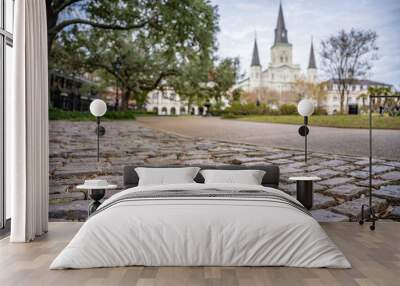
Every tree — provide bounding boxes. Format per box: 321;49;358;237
168;57;239;111
67;30;179;110
367;86;393;111
231;88;242;102
51;1;219;111
291;78;327;108
320;29;378;114
209;58;240;103
46;0;156;52
168;56;211;111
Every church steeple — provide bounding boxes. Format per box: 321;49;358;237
251;37;261;66
308;39;317;69
274;3;288;44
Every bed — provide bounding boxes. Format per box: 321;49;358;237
50;165;351;269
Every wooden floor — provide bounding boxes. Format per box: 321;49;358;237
0;222;399;286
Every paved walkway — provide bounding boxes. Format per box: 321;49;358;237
49;121;400;222
137;116;400;160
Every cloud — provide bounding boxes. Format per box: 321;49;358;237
211;0;400;88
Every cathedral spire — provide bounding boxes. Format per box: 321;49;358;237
274;2;288;44
251;36;261;66
308;39;317;69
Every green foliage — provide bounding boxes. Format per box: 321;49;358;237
314;107;328;115
49;108;138;121
226;102;276;116
388;109;400;117
169;56;240;109
49;108;93;121
209;58;240;101
231;88;243;102
279;104;297;115
221;113;239;119
209;101;227;116
49;0;219;111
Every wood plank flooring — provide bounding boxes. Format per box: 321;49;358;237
0;222;399;286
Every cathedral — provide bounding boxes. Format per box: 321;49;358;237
235;3;317;94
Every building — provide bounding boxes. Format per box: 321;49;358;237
323;79;395;114
49;71;98;111
234;3;395;115
146;89;201;115
235;3;316;94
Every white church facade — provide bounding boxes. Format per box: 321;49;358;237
235;3;317;94
234;3;395;114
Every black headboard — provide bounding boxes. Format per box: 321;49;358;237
123;165;280;189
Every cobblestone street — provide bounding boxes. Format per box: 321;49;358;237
49;120;400;222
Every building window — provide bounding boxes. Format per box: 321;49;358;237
1;0;15;229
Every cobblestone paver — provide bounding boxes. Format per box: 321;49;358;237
49;121;400;222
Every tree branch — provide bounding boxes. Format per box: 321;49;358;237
54;0;84;14
49;18;148;37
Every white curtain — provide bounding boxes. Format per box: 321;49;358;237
9;0;49;242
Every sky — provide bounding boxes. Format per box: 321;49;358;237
211;0;400;88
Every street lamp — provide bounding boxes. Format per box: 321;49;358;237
90;99;107;162
297;99;314;163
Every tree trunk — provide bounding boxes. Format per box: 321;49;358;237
46;2;58;54
345;90;350;114
121;90;131;112
339;89;345;114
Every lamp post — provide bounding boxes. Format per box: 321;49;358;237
90;99;107;162
297;99;314;163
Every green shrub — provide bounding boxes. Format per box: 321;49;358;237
104;111;136;120
209;101;228;116
221;113;239;119
226;102;267;115
279;104;297;115
314;107;328;115
49;108;137;121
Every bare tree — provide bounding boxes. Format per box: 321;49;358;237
320;29;378;113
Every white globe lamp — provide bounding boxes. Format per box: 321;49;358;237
90;99;107;117
297;99;314;117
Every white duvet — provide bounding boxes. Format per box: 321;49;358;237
50;183;351;269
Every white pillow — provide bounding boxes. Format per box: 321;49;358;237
135;167;200;186
200;169;266;185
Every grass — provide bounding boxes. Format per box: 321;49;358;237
223;114;400;130
49;108;155;121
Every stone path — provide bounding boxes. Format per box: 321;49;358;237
49;120;400;222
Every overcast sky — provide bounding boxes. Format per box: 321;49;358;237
211;0;400;88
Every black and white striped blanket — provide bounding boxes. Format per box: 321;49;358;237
92;188;311;217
